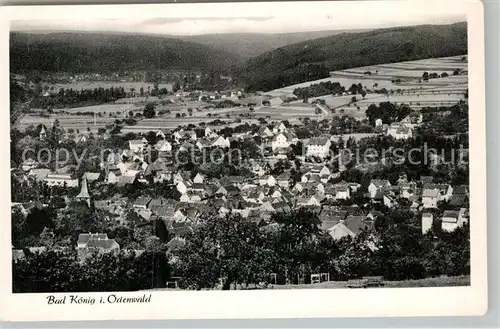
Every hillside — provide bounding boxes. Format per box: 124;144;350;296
10;32;240;74
239;22;468;92
176;29;370;60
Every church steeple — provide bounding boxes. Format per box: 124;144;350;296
76;175;91;207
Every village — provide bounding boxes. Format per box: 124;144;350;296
9;30;471;290
11;85;470;287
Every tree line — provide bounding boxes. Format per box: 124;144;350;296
13;207;470;292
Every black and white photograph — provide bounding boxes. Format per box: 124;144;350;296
1;0;488;321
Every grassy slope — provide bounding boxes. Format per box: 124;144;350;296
239;22;468;92
10;32;240;74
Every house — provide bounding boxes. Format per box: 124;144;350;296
39;125;47;139
21;158;38;171
155;140;172;152
258;175;277;187
423;184;453;202
306;137;331;158
173;171;191;185
441;210;463;232
420;176;434;184
421;213;434;234
422;188;440;208
449;194;468;208
297;194;322;207
276;174;291;189
176;181;191;195
193;173;205;184
116;175;137;187
29;168;51;181
212;136;230;148
399;182;418;199
257;126;273;138
375;118;383;127
334;184;351;200
76;233;120;259
128;138;148;152
327;216;373;241
156;129;170;139
401;112;423;128
368;180;391;199
106;169;121;184
143;159;173;183
383;193;397;208
43;173;79;187
205;127;218;138
84;172;101;183
133;196;152;209
387;123;413;140
271;133;290;151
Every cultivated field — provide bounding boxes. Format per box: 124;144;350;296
17;56;468;134
265;56;468;111
17;113;116;132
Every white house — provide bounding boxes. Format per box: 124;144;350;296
441;210;463;232
422;188;440;208
193;173;205;184
258;175;277;187
43;173;79;187
387;124;413;140
212;136;230;148
129;138;148;152
306;137;331;158
421;213;434;234
271;133;290;151
155;140;172;152
335;185;350;200
375;118;383;127
176;181;190;195
368;179;391;199
258;126;273;138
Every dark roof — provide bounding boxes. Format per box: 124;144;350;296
450;194;468;207
443;210;460;219
307;137;329;146
420;176;434;183
133;196;152;207
344;216;373;235
453;186;469;195
85;239;119;250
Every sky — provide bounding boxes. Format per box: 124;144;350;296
7;1;469;36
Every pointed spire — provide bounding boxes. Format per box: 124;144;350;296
76;175;91;200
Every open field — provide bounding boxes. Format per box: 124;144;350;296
266;56;468;97
17;113;116;132
16;56;468;134
149;276;470;291
263;55;467;117
52;103;142;114
272;275;470;289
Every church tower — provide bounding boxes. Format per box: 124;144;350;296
76;175;91;207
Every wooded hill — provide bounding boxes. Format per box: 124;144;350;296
10;32;240;74
238;22;468;92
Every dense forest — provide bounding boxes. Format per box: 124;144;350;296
238;22;468;92
10;32;239;74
